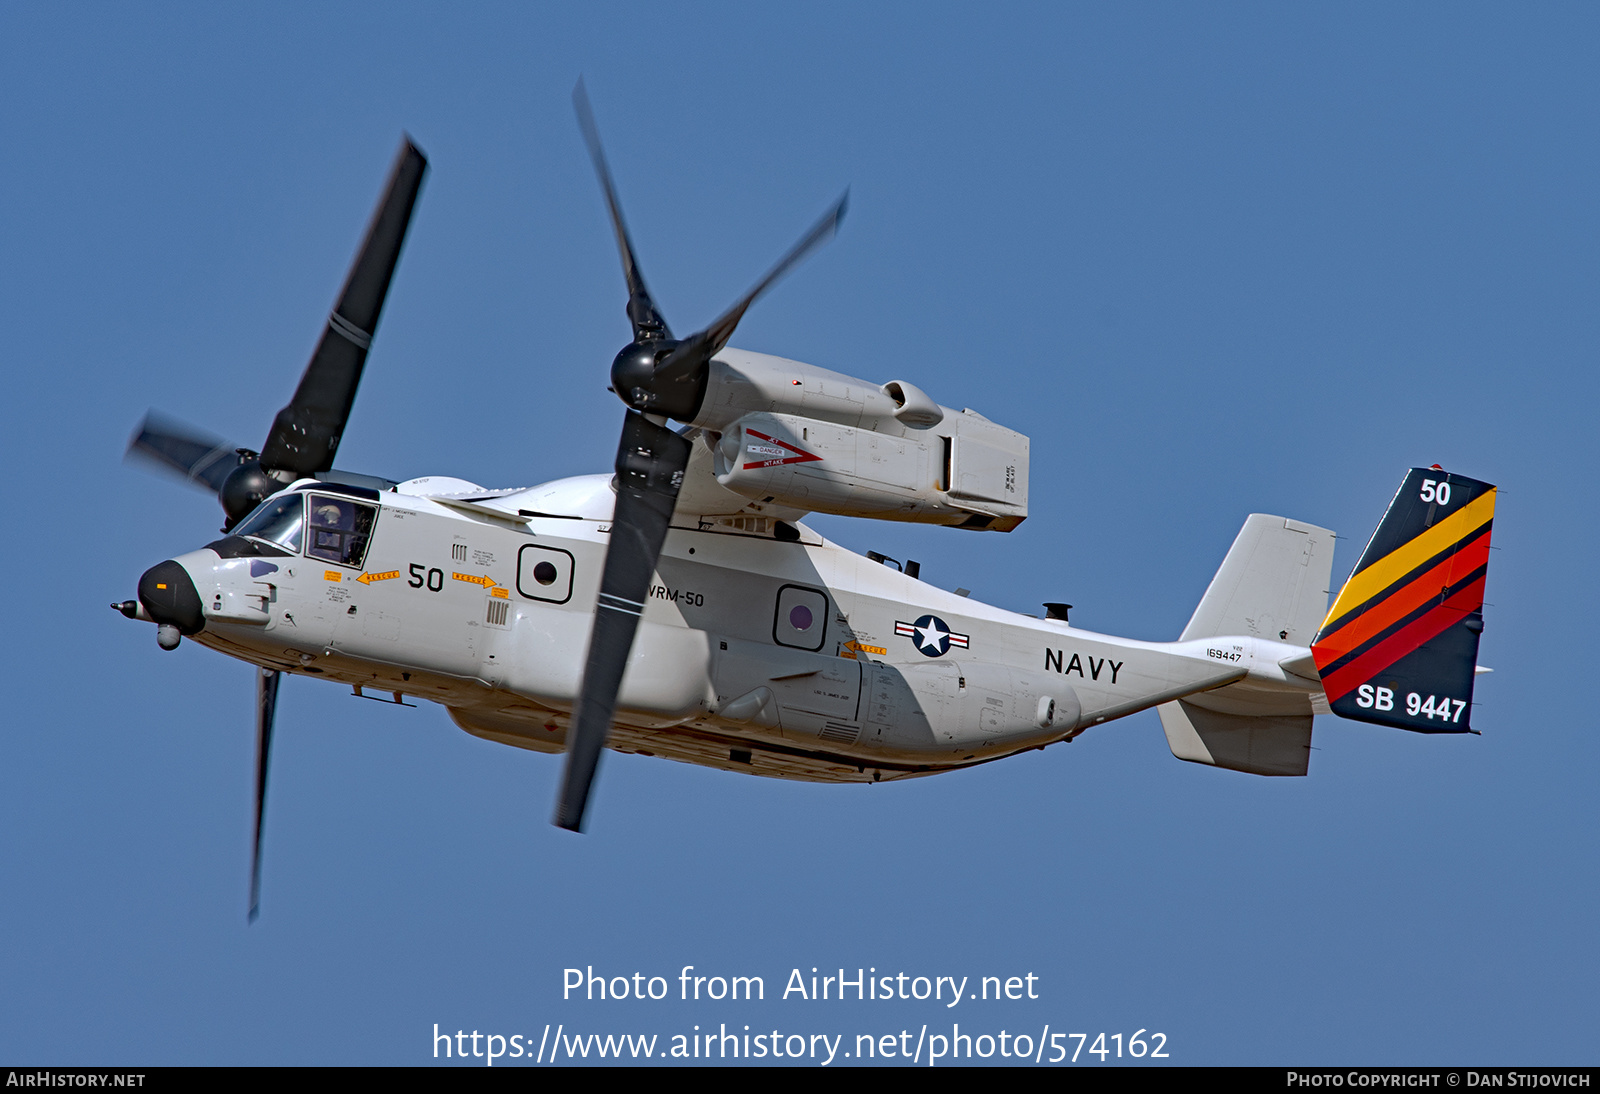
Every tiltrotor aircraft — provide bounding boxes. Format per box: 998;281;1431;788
120;87;1497;918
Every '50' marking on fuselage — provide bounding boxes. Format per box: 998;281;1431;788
408;563;444;591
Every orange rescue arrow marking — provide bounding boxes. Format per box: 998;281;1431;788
452;572;497;588
358;570;400;585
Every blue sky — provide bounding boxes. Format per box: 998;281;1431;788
2;3;1595;1065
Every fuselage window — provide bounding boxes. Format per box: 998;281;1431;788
306;495;377;569
233;494;306;551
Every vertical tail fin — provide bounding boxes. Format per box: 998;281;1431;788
1179;514;1335;645
1311;468;1496;733
1161;513;1333;777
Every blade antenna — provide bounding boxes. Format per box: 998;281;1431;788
249;667;280;922
573;78;671;342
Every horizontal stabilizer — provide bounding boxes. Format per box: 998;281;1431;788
1159;699;1311;776
1312;468;1494;733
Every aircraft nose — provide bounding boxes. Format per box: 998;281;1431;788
138;560;205;639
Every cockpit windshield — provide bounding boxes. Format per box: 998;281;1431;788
233;494;306;551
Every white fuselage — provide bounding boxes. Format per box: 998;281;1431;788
170;474;1319;784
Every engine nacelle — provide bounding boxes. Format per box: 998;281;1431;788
692;349;1029;531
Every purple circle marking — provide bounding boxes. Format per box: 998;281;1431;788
789;604;814;631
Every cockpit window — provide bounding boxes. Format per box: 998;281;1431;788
306;494;377;568
233;494;306;551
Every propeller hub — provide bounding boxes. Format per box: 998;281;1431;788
609;339;712;422
221;459;276;525
610;340;668;410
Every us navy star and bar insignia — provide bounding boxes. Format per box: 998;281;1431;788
1310;467;1495;733
896;614;970;657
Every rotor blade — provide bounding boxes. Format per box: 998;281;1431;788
126;411;240;494
573;78;672;341
554;412;691;831
652;191;847;387
257;138;428;477
249;667;280;923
